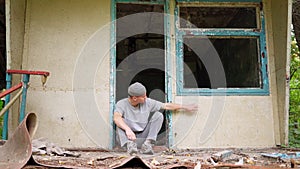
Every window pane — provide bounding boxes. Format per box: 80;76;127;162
183;37;260;88
117;3;164;18
179;7;257;28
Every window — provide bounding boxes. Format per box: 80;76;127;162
175;1;269;95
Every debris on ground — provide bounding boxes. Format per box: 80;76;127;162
24;146;300;168
32;138;80;157
262;152;300;160
211;150;233;162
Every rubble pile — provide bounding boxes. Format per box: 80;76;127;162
25;146;300;168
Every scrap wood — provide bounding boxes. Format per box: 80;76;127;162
96;154;116;161
160;163;195;169
274;146;300;152
209;164;248;168
65;147;110;152
149;159;196;169
191;163;289;169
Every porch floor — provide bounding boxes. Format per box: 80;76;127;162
23;146;299;168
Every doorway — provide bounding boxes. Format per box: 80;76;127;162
115;2;168;147
0;0;6;90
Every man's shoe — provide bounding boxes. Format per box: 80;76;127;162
127;141;138;155
141;141;154;155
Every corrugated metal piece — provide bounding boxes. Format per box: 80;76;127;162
0;112;38;169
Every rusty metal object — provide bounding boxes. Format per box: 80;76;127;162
0;112;38;169
110;155;151;169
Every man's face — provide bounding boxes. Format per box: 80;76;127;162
135;94;147;103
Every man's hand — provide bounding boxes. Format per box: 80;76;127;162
182;104;198;112
114;112;136;140
125;129;136;141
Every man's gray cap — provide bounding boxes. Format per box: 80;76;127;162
128;82;146;96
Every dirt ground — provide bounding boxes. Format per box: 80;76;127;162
23;146;300;169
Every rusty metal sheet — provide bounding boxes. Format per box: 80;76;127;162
0;112;38;169
110;155;151;169
30;154;152;169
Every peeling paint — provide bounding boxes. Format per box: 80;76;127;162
176;0;261;2
116;0;165;4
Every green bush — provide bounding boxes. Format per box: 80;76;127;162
289;33;300;147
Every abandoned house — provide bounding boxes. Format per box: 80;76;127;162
1;0;292;150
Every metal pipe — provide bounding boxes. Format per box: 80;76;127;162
0;89;22;118
19;75;30;123
6;70;50;76
2;73;12;140
2;70;49;139
0;82;23;99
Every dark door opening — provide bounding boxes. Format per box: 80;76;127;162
115;3;168;147
0;0;6;90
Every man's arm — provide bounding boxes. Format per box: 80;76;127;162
113;112;136;141
162;103;197;112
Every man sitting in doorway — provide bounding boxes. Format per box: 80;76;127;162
114;82;197;155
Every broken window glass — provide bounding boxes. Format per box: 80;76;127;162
117;3;164;18
179;7;257;28
176;2;268;94
183;36;261;88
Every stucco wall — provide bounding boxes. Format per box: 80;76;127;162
270;0;292;145
172;96;275;148
6;0;27;135
12;0;291;148
169;0;282;148
22;0;111;147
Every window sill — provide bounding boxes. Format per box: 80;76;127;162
177;88;270;96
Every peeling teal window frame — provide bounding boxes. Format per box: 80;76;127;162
176;0;261;2
110;0;116;150
175;0;269;96
114;0;165;4
110;0;173;148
